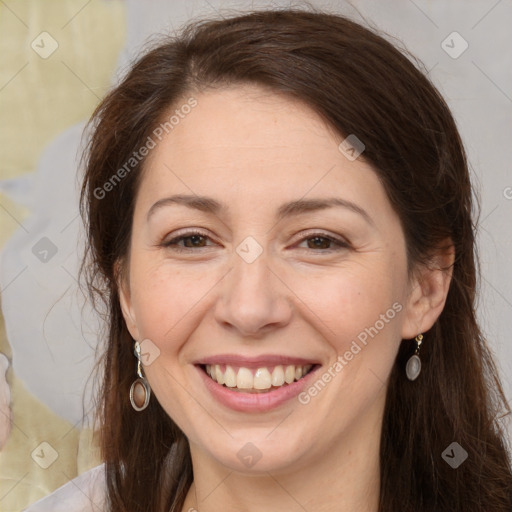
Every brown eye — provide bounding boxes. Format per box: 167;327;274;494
296;233;350;252
306;236;333;249
181;234;208;248
162;231;215;251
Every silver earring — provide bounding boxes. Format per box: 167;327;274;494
129;341;151;411
406;334;423;381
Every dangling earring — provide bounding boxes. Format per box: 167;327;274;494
406;334;423;381
129;341;151;411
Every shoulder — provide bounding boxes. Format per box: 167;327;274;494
23;464;106;512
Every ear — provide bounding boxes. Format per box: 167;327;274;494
401;240;455;339
115;260;140;341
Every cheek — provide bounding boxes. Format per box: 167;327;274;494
297;265;405;422
295;262;407;407
293;259;405;347
128;261;220;348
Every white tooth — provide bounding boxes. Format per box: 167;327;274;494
271;365;285;386
303;364;312;375
206;364;212;378
295;366;303;380
284;365;295;384
254;368;272;389
215;364;224;385
224;365;237;387
237;367;254;389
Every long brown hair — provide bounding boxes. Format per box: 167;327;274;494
80;7;512;511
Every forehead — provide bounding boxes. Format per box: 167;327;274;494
149;86;338;168
136;85;391;224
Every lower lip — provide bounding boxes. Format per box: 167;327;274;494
196;364;320;412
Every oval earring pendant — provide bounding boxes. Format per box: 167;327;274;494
129;377;151;411
406;354;421;381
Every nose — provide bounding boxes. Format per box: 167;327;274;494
213;249;293;338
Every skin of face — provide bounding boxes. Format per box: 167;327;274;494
118;85;453;511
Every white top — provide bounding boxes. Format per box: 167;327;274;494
24;464;106;512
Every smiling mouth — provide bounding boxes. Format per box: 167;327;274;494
200;363;317;393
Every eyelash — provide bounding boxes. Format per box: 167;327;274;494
161;230;350;253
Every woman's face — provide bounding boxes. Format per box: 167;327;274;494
119;85;423;473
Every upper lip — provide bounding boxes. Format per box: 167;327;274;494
194;354;320;369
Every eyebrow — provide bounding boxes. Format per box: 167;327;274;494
146;194;374;226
